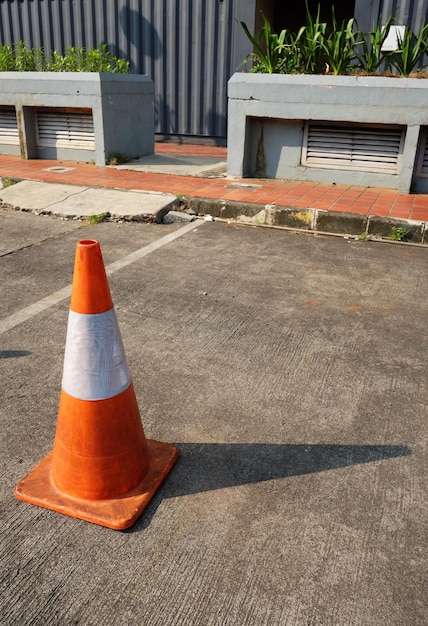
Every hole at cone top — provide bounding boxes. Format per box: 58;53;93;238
78;239;99;248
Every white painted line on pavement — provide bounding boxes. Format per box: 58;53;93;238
0;220;200;336
105;220;199;275
0;285;73;335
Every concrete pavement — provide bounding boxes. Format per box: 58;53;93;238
1;207;427;625
0;180;178;223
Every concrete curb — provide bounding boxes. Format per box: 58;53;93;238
1;178;427;244
182;197;428;245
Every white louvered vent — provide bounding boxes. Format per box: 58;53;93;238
0;108;19;145
36;108;95;150
302;122;404;173
416;128;428;176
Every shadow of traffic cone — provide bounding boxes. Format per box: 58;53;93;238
15;239;178;530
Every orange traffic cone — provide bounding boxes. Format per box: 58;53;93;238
15;239;178;530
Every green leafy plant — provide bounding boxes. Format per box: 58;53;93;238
241;13;292;74
14;41;35;71
57;47;83;71
388;24;428;76
1;177;17;189
323;11;359;75
355;17;394;73
390;225;408;241
295;2;327;74
88;212;109;224
0;41;47;71
50;44;130;73
0;44;15;71
112;57;131;74
240;6;428;77
0;42;130;73
48;50;68;72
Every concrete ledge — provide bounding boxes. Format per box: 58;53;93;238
0;72;155;166
227;73;428;193
183;196;428;244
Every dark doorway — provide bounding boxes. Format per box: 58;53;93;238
273;1;356;33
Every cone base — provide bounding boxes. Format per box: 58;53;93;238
14;439;179;530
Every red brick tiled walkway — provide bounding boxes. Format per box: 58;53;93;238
1;144;427;223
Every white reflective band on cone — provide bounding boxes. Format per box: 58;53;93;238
62;309;131;401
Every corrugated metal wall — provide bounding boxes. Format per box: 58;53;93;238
0;0;256;140
0;1;426;139
355;0;427;32
380;0;428;32
355;0;428;67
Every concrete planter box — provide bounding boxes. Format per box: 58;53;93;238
228;73;428;193
0;72;154;166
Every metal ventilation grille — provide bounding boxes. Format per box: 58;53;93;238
0;107;19;145
302;122;404;173
416;128;428;176
36;109;95;150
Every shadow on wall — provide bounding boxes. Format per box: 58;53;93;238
119;6;162;73
119;6;227;139
128;442;411;532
